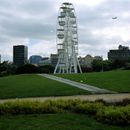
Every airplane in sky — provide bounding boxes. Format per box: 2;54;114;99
112;17;117;19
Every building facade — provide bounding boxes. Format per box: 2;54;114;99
78;55;103;68
13;45;28;66
50;54;58;67
108;45;130;61
38;57;51;66
79;55;93;68
29;55;42;65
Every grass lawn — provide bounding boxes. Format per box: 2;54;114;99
0;113;129;130
57;70;130;92
0;74;88;99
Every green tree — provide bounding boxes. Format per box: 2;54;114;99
0;61;17;76
38;65;54;73
16;64;38;74
92;59;103;72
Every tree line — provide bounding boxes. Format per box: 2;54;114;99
0;59;130;77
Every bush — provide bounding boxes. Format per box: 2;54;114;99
96;105;130;125
74;102;104;115
124;63;130;70
0;61;17;76
16;64;38;74
0;99;130;125
38;65;54;73
0;100;40;114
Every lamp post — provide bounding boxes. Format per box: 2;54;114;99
0;55;1;63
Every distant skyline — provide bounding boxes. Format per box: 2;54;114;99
0;0;130;61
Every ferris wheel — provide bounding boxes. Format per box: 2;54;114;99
54;2;82;74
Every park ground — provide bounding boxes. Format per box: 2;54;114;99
0;70;130;130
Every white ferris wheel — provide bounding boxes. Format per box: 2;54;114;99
54;2;82;74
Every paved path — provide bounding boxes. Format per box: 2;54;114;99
0;93;130;103
38;74;116;94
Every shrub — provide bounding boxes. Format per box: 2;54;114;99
16;64;38;74
96;105;130;125
40;100;64;113
74;102;104;115
0;99;130;125
0;100;41;114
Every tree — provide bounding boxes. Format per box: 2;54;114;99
92;59;103;72
112;60;126;69
0;61;17;76
16;64;38;74
38;65;54;73
81;66;93;73
102;60;113;71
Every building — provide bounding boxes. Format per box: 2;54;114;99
79;55;93;68
29;55;42;65
13;45;28;66
78;55;103;68
38;57;51;66
50;54;58;67
108;45;130;61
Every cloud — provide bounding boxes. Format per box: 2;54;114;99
28;39;57;57
0;0;130;61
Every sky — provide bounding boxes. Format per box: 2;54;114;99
0;0;130;62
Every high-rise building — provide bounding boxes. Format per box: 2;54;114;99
13;45;28;66
108;45;130;61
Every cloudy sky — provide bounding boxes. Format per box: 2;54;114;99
0;0;130;61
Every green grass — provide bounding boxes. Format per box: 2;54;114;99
56;70;130;92
0;74;88;99
0;113;130;130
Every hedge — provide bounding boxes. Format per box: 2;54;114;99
0;99;130;125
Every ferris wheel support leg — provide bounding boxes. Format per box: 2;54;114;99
54;66;57;74
54;59;60;74
74;54;78;73
77;58;82;73
69;65;72;73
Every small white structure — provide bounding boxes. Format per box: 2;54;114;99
54;2;82;74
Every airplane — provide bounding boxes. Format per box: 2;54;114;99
112;17;117;19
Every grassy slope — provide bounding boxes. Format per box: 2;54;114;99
0;74;88;99
57;70;130;92
0;113;129;130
